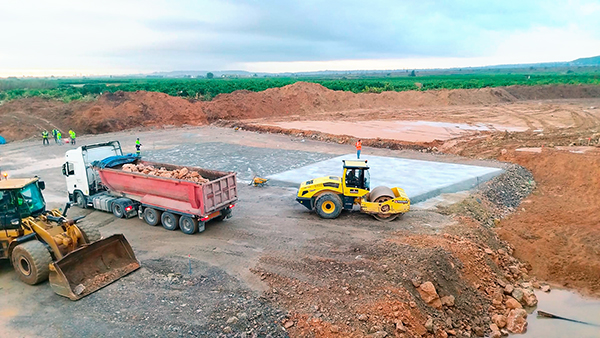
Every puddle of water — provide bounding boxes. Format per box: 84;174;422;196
266;120;527;142
524;289;600;338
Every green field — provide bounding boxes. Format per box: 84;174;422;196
1;72;599;103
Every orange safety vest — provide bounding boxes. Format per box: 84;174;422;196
355;141;362;150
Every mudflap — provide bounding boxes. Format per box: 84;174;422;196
49;234;140;300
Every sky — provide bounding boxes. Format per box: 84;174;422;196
0;0;599;76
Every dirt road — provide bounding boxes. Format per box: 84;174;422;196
0;126;532;338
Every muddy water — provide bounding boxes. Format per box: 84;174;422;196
524;289;600;337
266;120;527;142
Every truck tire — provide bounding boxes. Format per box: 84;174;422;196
11;241;53;285
161;212;180;231
112;203;124;218
315;193;343;219
179;216;198;235
75;191;86;209
77;223;102;243
143;208;161;226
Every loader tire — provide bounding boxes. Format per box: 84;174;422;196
161;212;180;231
11;241;53;285
77;223;102;243
315;193;343;219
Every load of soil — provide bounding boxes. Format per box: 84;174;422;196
1;82;599;142
121;163;209;183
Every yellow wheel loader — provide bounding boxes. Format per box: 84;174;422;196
296;160;410;221
0;177;140;300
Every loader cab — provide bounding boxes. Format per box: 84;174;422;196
63;141;123;202
342;160;370;197
0;179;46;230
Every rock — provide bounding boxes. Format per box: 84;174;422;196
411;278;421;288
418;282;443;309
446;329;456;336
496;279;507;288
521;282;532;289
532;280;541;289
541;285;551;292
492;314;507;328
330;325;340;333
441;295;455;307
237;312;248;320
498;248;506;255
436;329;448;338
492;292;503;306
409;301;417;308
223;326;233;334
511;288;524;303
358;314;368;321
506;309;528;333
283;320;294;329
445;317;452;328
227;316;238;324
371;331;388;338
425;318;434;333
490;330;502;338
504;284;514;295
505;297;523;309
490;323;499;332
473;326;484;337
484;248;494;255
369;326;382;333
396;321;406;332
522;289;538;307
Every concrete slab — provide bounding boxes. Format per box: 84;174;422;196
267;154;503;203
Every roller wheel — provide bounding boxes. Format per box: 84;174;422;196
77;223;102;243
143;208;161;226
369;186;398;222
75;191;86;209
11;241;53;285
179;216;198;235
112;203;124;218
315;193;343;219
161;212;180;231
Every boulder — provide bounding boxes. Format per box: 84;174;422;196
505;297;522;309
522;289;538;307
492;314;507;328
506;309;528;333
511;288;524;303
441;295;455;307
418;282;442;309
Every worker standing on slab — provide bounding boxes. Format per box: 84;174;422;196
57;131;62;145
42;130;49;145
69;130;76;145
355;139;362;159
135;138;142;156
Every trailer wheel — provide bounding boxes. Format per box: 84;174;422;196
143;208;161;226
179;216;198;235
11;241;53;285
315;193;343;219
75;191;86;209
112;203;124;218
161;212;180;231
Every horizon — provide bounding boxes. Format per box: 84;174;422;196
1;1;600;77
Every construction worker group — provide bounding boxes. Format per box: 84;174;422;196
42;129;76;146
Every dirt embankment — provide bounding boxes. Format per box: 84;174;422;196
496;149;600;296
2;82;599;142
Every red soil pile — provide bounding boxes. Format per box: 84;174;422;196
497;149;600;296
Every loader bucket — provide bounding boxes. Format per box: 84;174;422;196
49;234;140;300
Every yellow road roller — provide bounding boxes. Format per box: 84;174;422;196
296;160;410;221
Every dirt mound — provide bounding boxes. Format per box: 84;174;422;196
504;84;600;100
203;82;522;122
73;91;207;134
497;149;600;296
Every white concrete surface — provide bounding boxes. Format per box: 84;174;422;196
268;154;503;203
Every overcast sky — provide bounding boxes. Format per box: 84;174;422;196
1;0;599;76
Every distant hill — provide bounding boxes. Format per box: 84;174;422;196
571;55;600;65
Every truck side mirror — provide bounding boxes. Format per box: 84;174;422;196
38;181;46;190
62;163;68;177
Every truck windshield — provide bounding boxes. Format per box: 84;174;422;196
17;183;46;216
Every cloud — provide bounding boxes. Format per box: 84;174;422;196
0;0;599;75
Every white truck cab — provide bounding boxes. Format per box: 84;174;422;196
63;141;123;207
